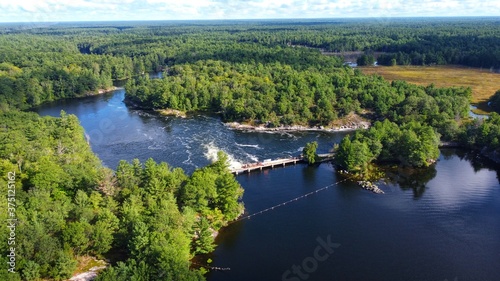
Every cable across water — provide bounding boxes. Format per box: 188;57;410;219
198;178;349;271
230;178;348;224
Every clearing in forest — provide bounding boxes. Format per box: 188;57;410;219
360;65;500;113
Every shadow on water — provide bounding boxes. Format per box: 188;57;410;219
383;148;500;198
301;163;320;184
193;218;246;276
381;164;437;199
214;220;245;249
446;148;500;183
335;177;364;198
453;148;499;169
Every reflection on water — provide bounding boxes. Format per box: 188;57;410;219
384;165;437;198
34;84;500;281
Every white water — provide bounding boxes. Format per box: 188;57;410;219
236;143;262;149
203;141;244;170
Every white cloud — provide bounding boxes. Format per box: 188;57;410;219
0;0;498;22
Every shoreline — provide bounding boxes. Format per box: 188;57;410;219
85;86;119;96
156;108;187;118
225;121;370;133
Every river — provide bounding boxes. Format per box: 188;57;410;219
35;88;500;281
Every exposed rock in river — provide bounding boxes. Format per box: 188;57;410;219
225;121;370;133
357;181;384;194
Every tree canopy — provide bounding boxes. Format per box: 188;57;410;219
1;18;500;280
0;110;243;281
302;141;319;164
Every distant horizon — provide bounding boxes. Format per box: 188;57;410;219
1;16;499;25
0;0;499;23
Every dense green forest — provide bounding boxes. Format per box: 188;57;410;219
0;110;243;281
1;17;499;110
127;56;491;172
1;18;500;280
125;60;472;129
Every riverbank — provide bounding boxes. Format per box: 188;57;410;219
225;121;370;132
156;108;187;118
225;114;371;133
69;257;107;281
85;87;118;96
226;112;372;132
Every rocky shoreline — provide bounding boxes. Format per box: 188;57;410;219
85;87;118;96
225;121;370;133
156;108;187;118
69;266;106;281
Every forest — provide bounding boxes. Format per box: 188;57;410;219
1;17;499;110
1;18;500;280
0;110;243;281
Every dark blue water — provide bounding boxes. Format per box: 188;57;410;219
35;88;500;281
35;89;346;173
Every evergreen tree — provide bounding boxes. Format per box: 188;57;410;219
302;141;319;164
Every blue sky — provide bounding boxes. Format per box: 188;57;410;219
0;0;498;22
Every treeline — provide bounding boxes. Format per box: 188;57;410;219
334;80;473;173
0;33;135;110
0;110;243;281
125;57;478;173
84;18;500;69
126;60;350;126
126;60;471;132
335;84;500;174
235;18;500;68
1;19;499;280
376;33;500;67
336;120;440;172
2;18;498;111
460;112;500;152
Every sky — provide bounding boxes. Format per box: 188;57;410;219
0;0;498;23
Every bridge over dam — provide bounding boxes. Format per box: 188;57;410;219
230;153;335;175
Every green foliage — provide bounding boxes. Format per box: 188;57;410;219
125;59;470;131
21;260;41;281
0;18;498;111
95;259;204;281
0;110;235;280
113;155;241;280
356;54;375;66
336;120;440;173
302;141;319;164
194;218;215;254
0;110;102;194
0;42;118;109
178;152;244;221
62;221;91;254
125;60;345;126
2;19;499;281
0;110;115;279
52;250;78;281
214;171;244;221
460;112;500;151
336;137;374;172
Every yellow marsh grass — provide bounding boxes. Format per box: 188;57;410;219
360;65;500;106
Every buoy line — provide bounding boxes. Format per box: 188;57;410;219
230;178;348;224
